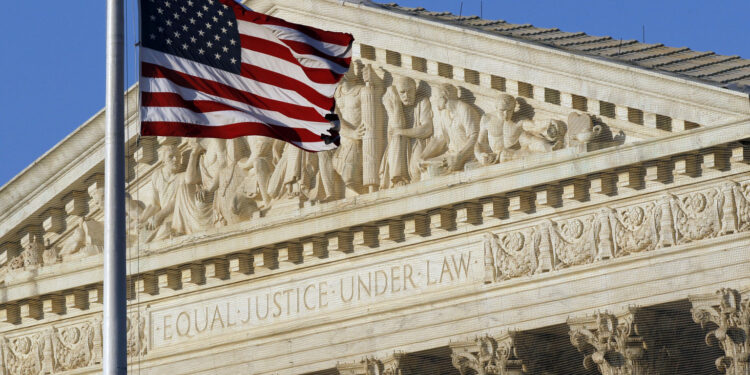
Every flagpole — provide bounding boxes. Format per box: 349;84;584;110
104;0;127;373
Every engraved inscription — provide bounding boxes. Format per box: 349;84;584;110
150;247;480;347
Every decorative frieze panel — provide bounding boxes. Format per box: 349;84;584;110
482;179;750;285
0;308;147;375
690;288;750;375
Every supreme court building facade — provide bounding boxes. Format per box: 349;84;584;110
0;1;749;374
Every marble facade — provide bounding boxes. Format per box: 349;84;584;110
0;0;749;374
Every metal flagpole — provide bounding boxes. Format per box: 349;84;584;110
104;0;127;373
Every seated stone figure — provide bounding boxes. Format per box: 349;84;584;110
141;140;211;242
417;83;480;176
200;138;258;227
475;93;516;165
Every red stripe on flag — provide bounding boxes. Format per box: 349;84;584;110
239;35;344;84
232;9;354;47
142;121;325;144
280;39;352;69
239;63;334;111
142;62;329;123
142;92;238;113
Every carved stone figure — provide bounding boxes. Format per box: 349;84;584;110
141;144;182;241
475;93;515;165
549;216;596;268
267;142;316;201
671;190;720;244
483;230;536;282
201;139;257;226
127;312;148;357
334;60;367;194
57;191;143;260
418;83;479;176
381;75;434;186
1;332;46;375
566;112;601;152
141;141;212;241
170;140;214;235
334;62;386;194
503;115;567;160
238;136;276;210
52;321;100;372
58;188;102;261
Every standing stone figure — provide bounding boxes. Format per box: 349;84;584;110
238;136;276;210
380;75;434;187
475;93;516;165
418;83;479;176
333;60;366;194
170;139;213;236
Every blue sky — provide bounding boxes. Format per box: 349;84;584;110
1;0;748;186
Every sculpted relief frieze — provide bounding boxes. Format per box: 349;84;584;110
482;180;750;284
0;57;627;279
0;310;146;375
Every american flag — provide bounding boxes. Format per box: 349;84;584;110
139;0;353;151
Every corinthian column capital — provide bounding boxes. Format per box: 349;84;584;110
690;288;750;375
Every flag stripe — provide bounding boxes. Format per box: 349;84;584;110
141;77;330;133
142;47;331;114
237;20;351;67
238;47;338;96
142;91;241;113
263;24;353;58
239;34;345;83
282;39;351;71
142;122;334;151
143;0;353;152
142;107;325;143
142;60;328;123
233;8;353;47
237;23;350;73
